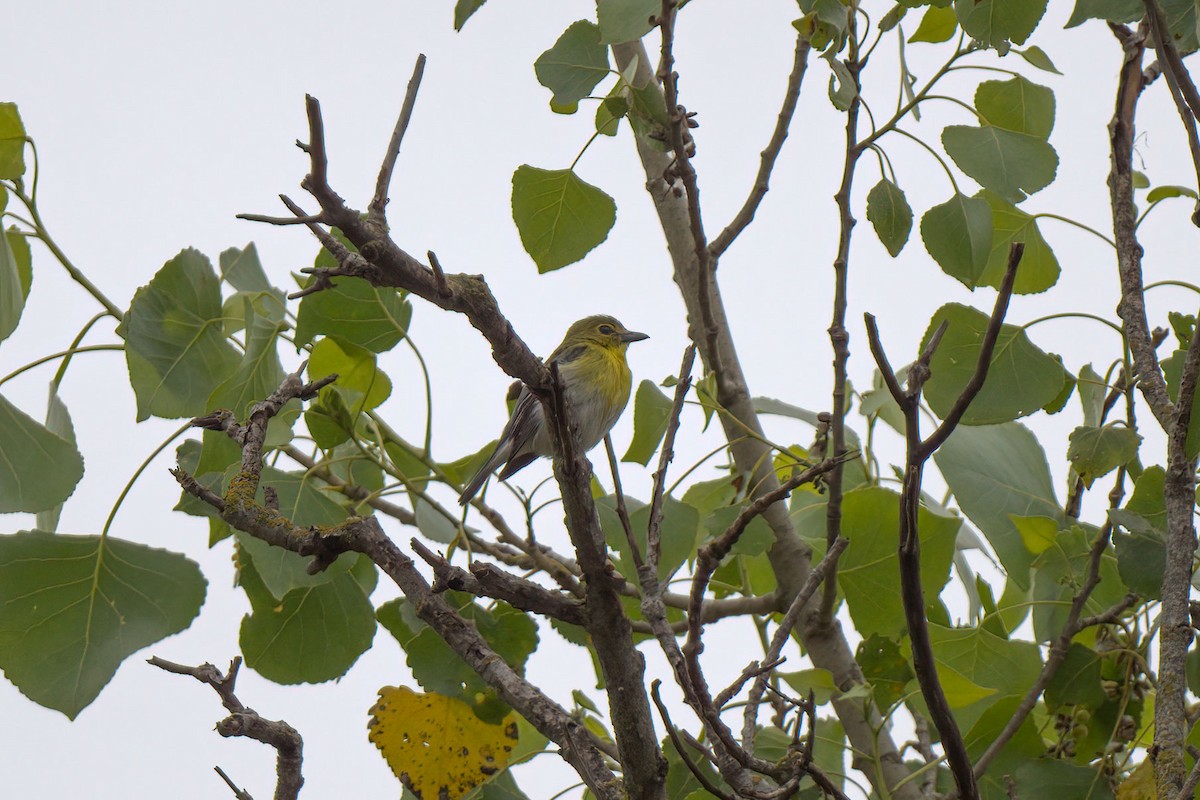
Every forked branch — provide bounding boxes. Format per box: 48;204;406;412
864;242;1024;799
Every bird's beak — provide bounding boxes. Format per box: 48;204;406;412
620;330;649;343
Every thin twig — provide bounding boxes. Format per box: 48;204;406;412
214;767;255;800
651;681;736;800
604;434;645;570
709;34;811;258
370;54;427;223
658;0;721;375
863;244;1023;800
1109;22;1175;428
1143;0;1200;225
740;538;849;746
427;250;451;297
919;243;1024;457
148;656;303;800
646;345;696;570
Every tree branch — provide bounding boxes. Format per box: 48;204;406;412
612;37;921;800
1108;23;1175;427
176;368;623;799
1143;0;1200;225
863;243;1024;800
370;54;426;224
148;656;303;800
708;34;811;259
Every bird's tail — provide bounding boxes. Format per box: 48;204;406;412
457;440;512;505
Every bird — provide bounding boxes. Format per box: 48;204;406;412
458;315;648;505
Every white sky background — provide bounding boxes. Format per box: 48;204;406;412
2;1;1198;798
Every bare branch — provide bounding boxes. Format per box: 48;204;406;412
1143;0;1200;225
709;34;811;259
919;243;1024;457
235;211;326;226
646;345;697;570
175;369;622;798
651;681;736;800
1109;23;1175;427
370;54;427;223
741;538;849;744
657;0;722;375
148;656;303;800
410;537;587;625
214;766;255;800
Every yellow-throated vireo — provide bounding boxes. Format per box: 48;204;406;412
458;315;648;504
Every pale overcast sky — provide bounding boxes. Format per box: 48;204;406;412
2;2;1197;798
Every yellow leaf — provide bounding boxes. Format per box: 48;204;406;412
1116;759;1155;800
368;686;518;799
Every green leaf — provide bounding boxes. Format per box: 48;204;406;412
601;496;700;581
1031;525;1126;642
1110;466;1166;599
975;76;1055;138
511;166;616;272
825;53;858;111
1147;184;1200;203
930;623;1043;700
973;190;1060;294
1065;0;1142;27
1160;348;1200;457
35;388;77;532
1011;759;1115;799
942;125;1059;203
295;277;412;354
308;338;392;414
597;0;658;43
1011;514;1057;555
231;466;352;600
954;0;1047;48
1015;45;1061;74
962;698;1046;794
909;4;958;42
415;497;460;544
1045;643;1106;711
595;93;627;137
935;422;1062;589
920;192;994;282
937;663;999;708
0;103;26;179
921;303;1069;425
7;226;32;300
622;380;673;465
534;21;610;107
378;595;538;702
454;0;487;30
1067;424;1141;487
0;531;206;719
0;393;84;513
119;249;241;420
0;226;24;343
856;634;915;709
239;553;375;684
866;179;913;256
219;243;275;294
835;488;960;638
208;297;287;418
879;4;907;32
1078;364;1107;428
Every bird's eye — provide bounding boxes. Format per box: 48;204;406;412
598;324;615;335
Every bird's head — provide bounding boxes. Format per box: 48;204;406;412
563;315;649;353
